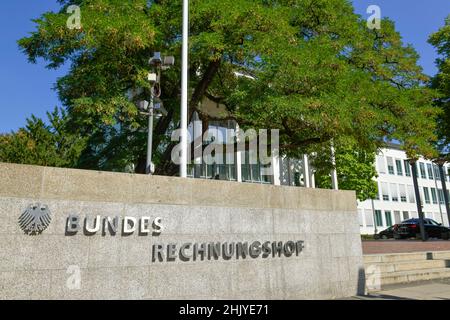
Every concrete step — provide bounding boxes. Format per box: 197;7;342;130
365;259;450;274
364;251;450;290
364;251;450;264
432;251;450;260
373;268;450;288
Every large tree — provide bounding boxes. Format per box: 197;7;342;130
311;138;378;201
0;108;86;167
429;14;450;156
11;0;439;175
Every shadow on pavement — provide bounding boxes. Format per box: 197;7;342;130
354;294;417;300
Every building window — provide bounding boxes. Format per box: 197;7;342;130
407;185;415;203
241;151;271;184
390;184;399;202
280;158;305;187
396;160;403;176
419;163;427;179
385;211;393;227
358;210;364;227
431;188;438;204
377;155;386;174
402;211;409;220
387;157;395;175
375;210;383;227
217;151;237;181
423;187;431;204
427;163;434;180
434;165;441;181
188;156;237;181
188;120;239;182
404;160;411;176
394;211;401;224
399;184;407;202
438;189;445;205
365;210;374;227
381;183;389;201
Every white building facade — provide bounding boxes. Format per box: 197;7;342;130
185;106;450;236
358;145;450;235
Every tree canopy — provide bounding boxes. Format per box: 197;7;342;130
429;14;450;157
4;0;440;175
311;138;378;201
0;108;86;167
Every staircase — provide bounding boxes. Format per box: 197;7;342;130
364;251;450;291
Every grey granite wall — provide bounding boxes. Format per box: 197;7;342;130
0;163;364;300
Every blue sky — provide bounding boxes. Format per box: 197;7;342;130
0;1;450;133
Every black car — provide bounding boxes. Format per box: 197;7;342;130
374;226;395;240
393;218;450;240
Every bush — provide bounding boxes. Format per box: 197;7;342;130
361;234;375;241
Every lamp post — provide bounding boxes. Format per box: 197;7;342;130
408;158;427;241
138;95;157;175
138;52;173;175
433;167;445;225
180;0;189;178
435;159;450;227
371;198;377;235
330;142;339;190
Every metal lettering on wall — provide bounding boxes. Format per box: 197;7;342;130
18;203;164;236
66;214;164;236
151;241;305;263
18;204;306;262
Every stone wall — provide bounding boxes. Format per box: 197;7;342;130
0;163;364;300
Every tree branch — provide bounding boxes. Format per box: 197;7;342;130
189;58;222;120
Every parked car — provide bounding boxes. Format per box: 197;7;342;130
374;226;395;240
393;218;450;240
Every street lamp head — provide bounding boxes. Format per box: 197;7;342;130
156;105;168;117
147;72;157;84
137;100;150;112
150;52;175;68
163;56;175;66
149;52;162;66
153;98;168;117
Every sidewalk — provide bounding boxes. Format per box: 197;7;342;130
352;278;450;300
363;240;450;255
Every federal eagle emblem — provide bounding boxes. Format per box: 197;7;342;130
19;203;52;235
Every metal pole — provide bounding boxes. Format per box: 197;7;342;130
146;95;154;175
433;166;444;225
409;159;427;241
438;163;450;227
331;142;339;190
303;154;310;188
180;0;189;178
371;198;377;235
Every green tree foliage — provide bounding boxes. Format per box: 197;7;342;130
429;15;450;156
311;139;377;201
0;108;86;167
14;0;439;174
